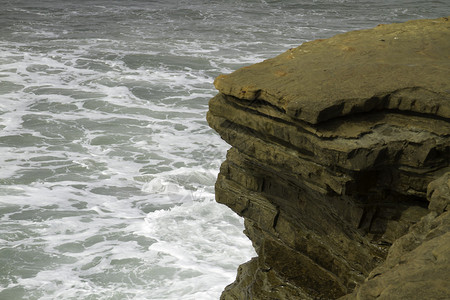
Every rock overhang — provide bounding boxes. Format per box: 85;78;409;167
208;16;450;300
213;17;450;125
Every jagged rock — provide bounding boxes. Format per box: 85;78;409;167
207;17;450;299
342;174;450;300
427;172;450;213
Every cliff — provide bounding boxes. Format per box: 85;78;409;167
207;17;450;299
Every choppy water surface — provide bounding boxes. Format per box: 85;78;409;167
0;1;447;299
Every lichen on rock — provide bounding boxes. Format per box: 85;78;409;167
207;17;450;299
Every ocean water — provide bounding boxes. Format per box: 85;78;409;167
0;1;447;299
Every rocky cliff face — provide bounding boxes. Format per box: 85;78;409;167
207;17;450;299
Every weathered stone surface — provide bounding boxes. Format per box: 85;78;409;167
427;172;450;213
208;17;449;299
342;174;450;300
214;17;450;124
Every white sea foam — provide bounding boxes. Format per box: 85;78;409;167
1;177;252;299
0;1;446;299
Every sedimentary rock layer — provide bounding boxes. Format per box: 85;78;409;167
207;17;450;299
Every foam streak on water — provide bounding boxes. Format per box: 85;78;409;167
0;1;447;299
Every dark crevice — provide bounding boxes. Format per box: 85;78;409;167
226;93;286;114
218;118;316;158
272;207;280;230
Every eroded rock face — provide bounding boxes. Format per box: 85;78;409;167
207;17;450;299
342;173;450;300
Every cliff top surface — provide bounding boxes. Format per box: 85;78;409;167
214;17;450;124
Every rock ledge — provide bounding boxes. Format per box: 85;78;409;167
208;17;449;299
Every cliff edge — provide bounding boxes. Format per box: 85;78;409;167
207;17;450;299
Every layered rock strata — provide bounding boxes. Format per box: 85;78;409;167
207;17;450;299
